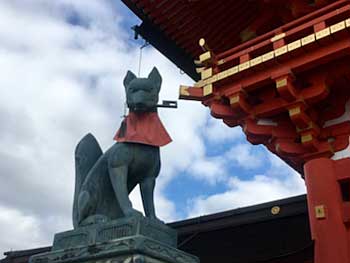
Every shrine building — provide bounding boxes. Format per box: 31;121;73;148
2;1;350;263
122;1;350;263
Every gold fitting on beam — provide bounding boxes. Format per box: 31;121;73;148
194;59;203;66
199;51;212;64
217;59;225;65
301;134;313;143
199;38;210;52
271;33;285;42
203;84;213;96
276;78;287;88
315;205;326;219
195;67;205;73
289;107;301;116
271;206;281;215
230;95;240;104
201;68;213;80
179;85;190;96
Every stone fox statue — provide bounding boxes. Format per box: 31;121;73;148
72;67;171;228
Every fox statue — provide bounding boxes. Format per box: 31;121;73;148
72;67;171;228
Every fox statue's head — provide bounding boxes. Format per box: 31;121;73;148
123;67;162;112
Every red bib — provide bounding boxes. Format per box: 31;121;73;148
114;112;172;147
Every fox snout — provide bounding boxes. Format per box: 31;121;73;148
123;67;162;112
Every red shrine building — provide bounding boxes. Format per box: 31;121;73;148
2;1;350;263
122;0;350;263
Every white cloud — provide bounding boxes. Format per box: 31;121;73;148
225;143;266;170
203;117;244;143
0;0;206;254
186;145;306;218
0;205;42;251
188;156;227;185
187;172;306;218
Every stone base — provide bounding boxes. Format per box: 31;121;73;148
30;235;198;263
52;216;177;250
30;216;199;263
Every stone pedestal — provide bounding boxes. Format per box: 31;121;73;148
30;216;199;263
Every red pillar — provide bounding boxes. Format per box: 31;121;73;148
304;158;350;263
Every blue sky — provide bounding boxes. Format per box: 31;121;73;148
0;0;305;254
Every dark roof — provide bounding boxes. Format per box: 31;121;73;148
1;195;312;263
1;247;51;263
169;194;308;234
171;194;312;263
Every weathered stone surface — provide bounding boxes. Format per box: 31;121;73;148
52;216;177;251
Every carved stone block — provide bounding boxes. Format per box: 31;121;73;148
30;216;198;263
53;216;177;251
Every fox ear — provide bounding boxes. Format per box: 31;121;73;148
124;70;136;87
148;67;162;90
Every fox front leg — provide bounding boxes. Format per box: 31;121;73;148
108;165;142;218
140;177;163;223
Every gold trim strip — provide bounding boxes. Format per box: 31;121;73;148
271;33;286;42
190;19;350;89
250;56;263;66
315;28;330;40
217;71;228;80
262;51;274;62
330;21;345;33
274;46;288;57
301;34;316;46
209;75;218;83
218;70;227;80
227;66;238;76
287;40;301;51
238;61;250;72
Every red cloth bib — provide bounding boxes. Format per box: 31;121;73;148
114;112;172;147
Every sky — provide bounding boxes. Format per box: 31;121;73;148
0;0;306;255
